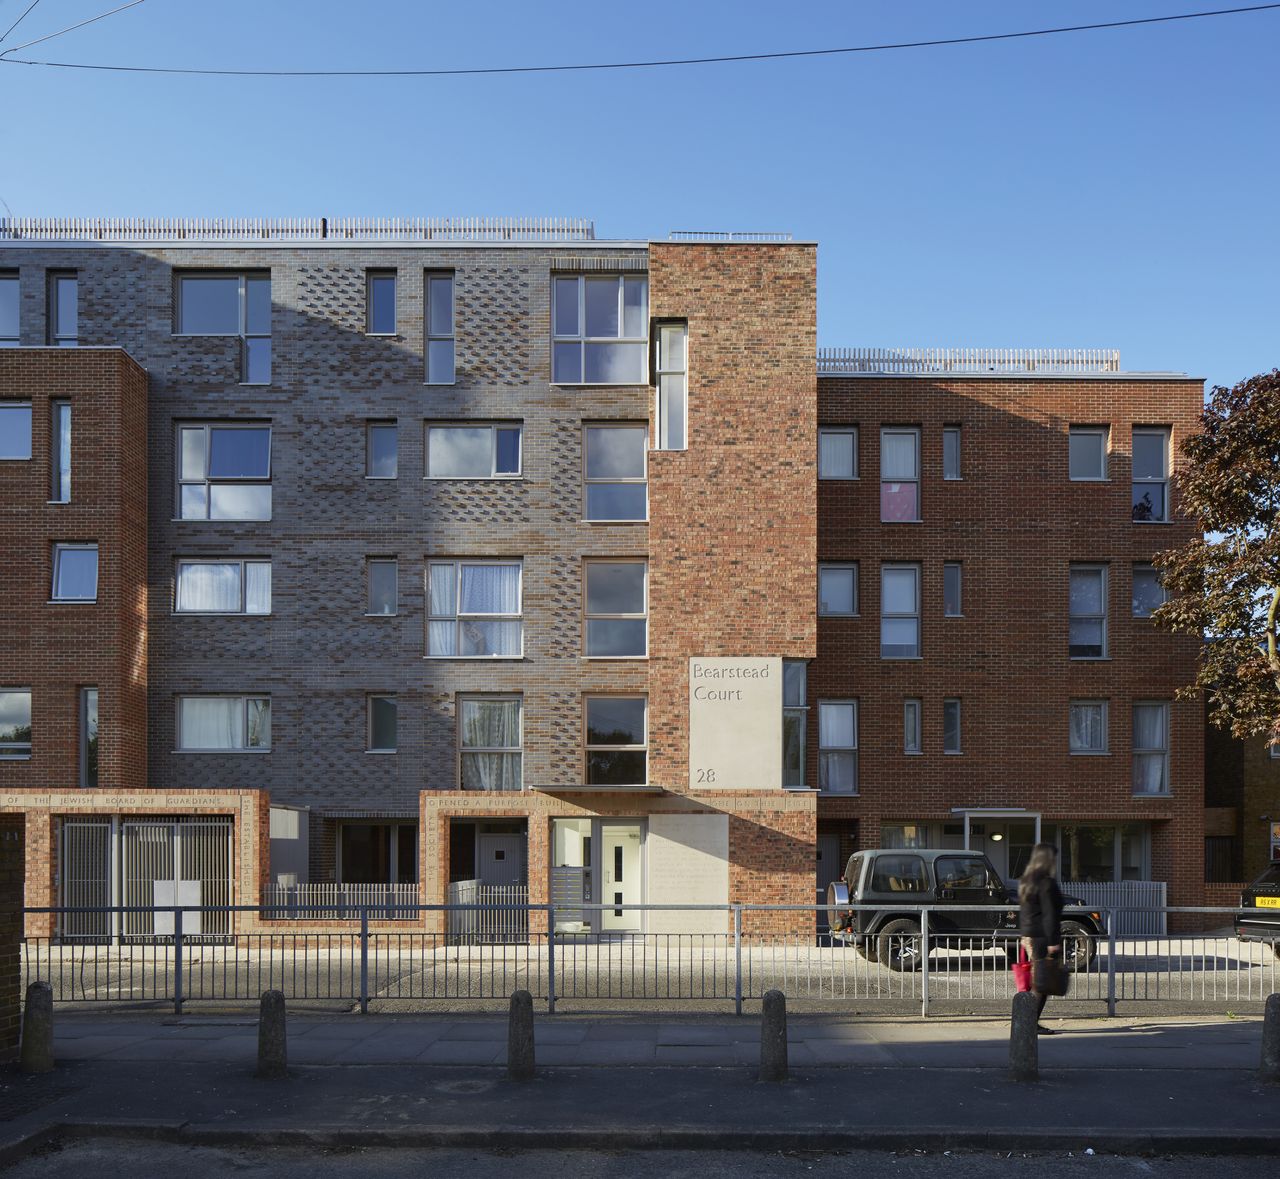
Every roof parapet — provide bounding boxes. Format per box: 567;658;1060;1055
818;347;1121;375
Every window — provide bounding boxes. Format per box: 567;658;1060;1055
1133;702;1170;794
880;564;921;658
176;559;271;614
428;560;522;657
584;425;647;521
1070;700;1108;754
366;271;396;335
426;424;521;478
367;695;398;752
880;428;920;521
871;854;928;893
943;426;961;480
818;564;857;616
52;543;98;601
654;320;687;449
1;401;32;460
584;560;647;657
819;428;857;479
425;271;455;384
553;274;648;385
51;402;71;501
943;563;963;617
339;822;417;885
0;272;16;345
80;688;98;787
1069;426;1108;480
47;272;77;346
783;661;808;788
943;698;962;754
459;696;522;789
584;696;647;785
818;701;857;793
0;689;32;758
367;559;397;616
178;423;272;520
1069;565;1107;658
903;698;922;754
175;272;271;384
1132;428;1169;522
178;695;270;751
1132;563;1167;618
366;421;397;479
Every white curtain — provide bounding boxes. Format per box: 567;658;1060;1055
245;562;271;614
460;699;521;790
177;563;241;612
1133;705;1167;792
1070;705;1104;751
459;564;520;614
180;698;241;749
881;432;917;479
819;432;853;478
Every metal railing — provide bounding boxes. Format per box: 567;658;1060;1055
817;347;1122;374
260;883;419;921
20;903;1278;1017
445;881;529;943
667;231;795;242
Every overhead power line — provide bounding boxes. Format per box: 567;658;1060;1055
0;0;144;56
0;3;1277;76
0;0;44;46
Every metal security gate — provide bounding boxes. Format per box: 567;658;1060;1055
122;818;234;940
58;820;112;941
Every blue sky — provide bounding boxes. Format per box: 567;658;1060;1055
1;1;1276;391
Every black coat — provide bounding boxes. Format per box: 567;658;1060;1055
1018;875;1064;944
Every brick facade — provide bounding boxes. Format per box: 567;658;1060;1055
0;815;22;1059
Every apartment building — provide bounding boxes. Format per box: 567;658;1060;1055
0;217;1207;939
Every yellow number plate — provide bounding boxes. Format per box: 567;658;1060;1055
1256;896;1280;909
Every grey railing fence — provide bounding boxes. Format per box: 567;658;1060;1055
444;881;530;943
19;903;1276;1018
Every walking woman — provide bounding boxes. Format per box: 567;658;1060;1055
1019;842;1065;1035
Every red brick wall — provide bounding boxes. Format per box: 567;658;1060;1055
0;815;24;1059
813;375;1206;906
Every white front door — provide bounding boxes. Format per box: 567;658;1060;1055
600;824;642;932
477;834;524;887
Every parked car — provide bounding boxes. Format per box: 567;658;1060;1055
1234;862;1280;956
825;847;1103;972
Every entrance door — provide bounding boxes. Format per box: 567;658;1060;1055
477;834;524;887
599;824;642;932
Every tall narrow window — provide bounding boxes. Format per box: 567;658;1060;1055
1132;703;1170;794
903;698;922;754
0;401;32;460
52;543;98;601
584;560;647;657
942;426;961;480
584;696;647;786
818;701;857;793
428;560;523;657
1069;426;1108;480
460;696;523;790
177;423;272;520
176;559;271;614
178;695;271;751
48;272;77;346
880;428;920;521
0;689;32;758
0;272;17;345
943;563;963;617
818;564;857;616
1132;563;1167;618
783;661;808;788
366;421;398;479
367;559;397;616
51;402;71;501
943;698;962;754
1069;565;1107;658
425;272;455;384
367;695;398;752
1132;428;1169;522
366;271;396;335
584;425;647;521
819;428;857;479
880;564;921;658
175;272;271;384
80;688;98;787
654;320;687;449
554;274;648;385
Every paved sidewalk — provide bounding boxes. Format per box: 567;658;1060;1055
1;1012;1277;1164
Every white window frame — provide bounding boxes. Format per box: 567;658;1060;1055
818;700;858;795
583;423;648;522
51;542;98;602
943;562;963;618
1132;427;1170;523
1132;563;1168;618
583;559;648;659
459;694;524;790
175;558;272;615
48;271;77;347
425;423;522;479
1132;701;1170;796
425;270;455;385
903;698;922;755
819;427;858;480
1069;564;1108;660
583;695;648;786
366;270;397;336
1069;426;1109;481
553;274;649;386
818;563;858;617
943;698;963;755
1069;700;1109;755
942;425;961;480
365;420;398;479
0;400;32;460
0;687;32;758
427;559;524;659
653;319;688;450
880;563;921;659
366;694;398;753
176;422;273;521
366;558;398;617
173;271;271;385
176;694;271;753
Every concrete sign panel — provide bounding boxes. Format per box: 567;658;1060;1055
689;656;783;791
646;814;729;935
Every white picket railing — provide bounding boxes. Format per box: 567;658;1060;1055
261;882;418;920
446;880;530;943
818;347;1121;374
667;230;794;242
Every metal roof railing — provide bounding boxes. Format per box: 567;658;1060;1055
667;230;794;242
818;347;1122;375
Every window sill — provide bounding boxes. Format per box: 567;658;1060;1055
582;655;649;661
46;599;97;606
1069;750;1111;757
365;476;398;482
880;655;924;661
818;477;859;482
817;791;860;798
904;750;923;756
1069;657;1112;662
365;749;397;755
784;786;818;792
1069;478;1110;484
943;751;964;756
173;749;271;755
0;755;32;761
879;519;923;525
1131;791;1171;799
1132;520;1174;526
46;499;71;506
550;381;650;389
424;475;523;482
944;614;964;620
171;518;275;524
366;332;399;339
425;656;528;662
364;613;398;618
819;614;860;620
424;380;457;387
174;612;272;618
238;381;272;388
584;519;649;525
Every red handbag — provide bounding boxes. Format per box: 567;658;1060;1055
1012;943;1033;992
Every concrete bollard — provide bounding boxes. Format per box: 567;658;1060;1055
759;989;788;1082
1009;990;1039;1082
1261;993;1280;1082
508;989;535;1081
256;989;288;1079
19;981;54;1074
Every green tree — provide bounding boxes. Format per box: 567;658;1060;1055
1154;369;1280;743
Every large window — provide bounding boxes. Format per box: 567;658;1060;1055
819;564;857;616
584;696;647;786
584;560;647;657
459;696;522;790
176;559;271;614
818;701;857;793
426;424;521;478
339;822;417;885
880;564;921;658
1069;565;1107;659
52;543;98;601
1132;428;1169;522
553;275;648;385
178;695;270;751
1133;703;1170;795
80;687;98;787
654;320;687;449
584;425;647;521
425;272;455;384
367;695;398;753
367;558;397;616
1;401;32;460
1069;426;1108;480
819;428;857;479
1069;700;1108;754
0;272;16;345
783;661;808;788
0;689;32;758
1132;563;1167;618
366;270;396;335
366;421;397;479
428;560;522;657
175;272;271;384
178;423;272;520
880;428;920;522
47;272;77;346
943;699;962;754
51;401;71;501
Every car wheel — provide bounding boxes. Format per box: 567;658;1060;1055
875;918;923;972
1061;920;1095;972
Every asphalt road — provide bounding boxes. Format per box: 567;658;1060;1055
7;1143;1278;1178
